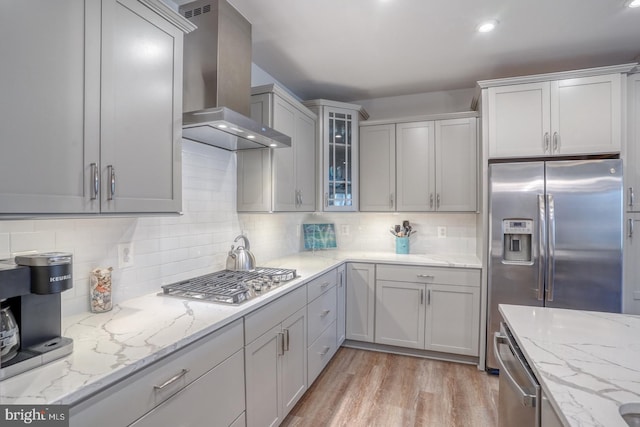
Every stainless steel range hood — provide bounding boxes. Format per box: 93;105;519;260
179;0;291;150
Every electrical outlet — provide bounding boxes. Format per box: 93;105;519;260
118;243;134;268
340;224;350;236
437;226;447;238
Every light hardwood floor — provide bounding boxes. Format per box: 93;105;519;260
282;347;499;427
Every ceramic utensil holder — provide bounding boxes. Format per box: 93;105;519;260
90;267;113;313
396;237;410;254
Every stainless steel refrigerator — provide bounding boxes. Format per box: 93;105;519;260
487;159;622;371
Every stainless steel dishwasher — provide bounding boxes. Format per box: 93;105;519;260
494;323;541;427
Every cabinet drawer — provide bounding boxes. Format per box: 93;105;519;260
307;320;337;385
245;286;307;344
307;285;337;343
130;349;245;427
307;269;338;302
376;264;480;286
70;319;244;427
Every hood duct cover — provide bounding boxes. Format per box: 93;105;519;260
179;0;291;150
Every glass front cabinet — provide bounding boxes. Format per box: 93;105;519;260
303;100;369;211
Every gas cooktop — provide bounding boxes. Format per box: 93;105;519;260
160;267;297;305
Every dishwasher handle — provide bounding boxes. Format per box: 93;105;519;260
493;331;538;408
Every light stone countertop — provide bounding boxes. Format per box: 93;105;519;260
0;250;480;405
499;304;640;427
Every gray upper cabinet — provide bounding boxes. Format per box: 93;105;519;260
0;0;193;215
303;100;369;212
238;84;317;212
359;125;396;212
361;116;477;213
626;73;640;212
0;1;100;214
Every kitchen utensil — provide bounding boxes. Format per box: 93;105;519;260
226;234;256;271
0;302;20;363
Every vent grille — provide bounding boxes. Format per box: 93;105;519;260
181;4;211;19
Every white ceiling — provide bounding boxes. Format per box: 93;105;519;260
175;0;640;102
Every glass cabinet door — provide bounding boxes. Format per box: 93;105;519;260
325;108;358;210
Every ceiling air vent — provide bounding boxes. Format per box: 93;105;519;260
203;4;211;13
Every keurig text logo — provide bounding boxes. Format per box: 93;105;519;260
49;274;71;283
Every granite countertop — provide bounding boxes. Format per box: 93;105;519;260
0;250;480;405
499;304;640;427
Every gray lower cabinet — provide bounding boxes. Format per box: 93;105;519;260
336;264;347;346
306;270;338;385
244;287;307;427
345;263;376;342
541;389;563;427
69;319;245;427
0;0;192;215
374;265;481;356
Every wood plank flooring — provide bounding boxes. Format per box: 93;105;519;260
282;347;499;427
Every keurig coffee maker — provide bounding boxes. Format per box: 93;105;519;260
0;252;74;380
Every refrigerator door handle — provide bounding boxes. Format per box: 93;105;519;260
537;194;546;301
547;194;556;301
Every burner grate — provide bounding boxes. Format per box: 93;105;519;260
160;267;297;304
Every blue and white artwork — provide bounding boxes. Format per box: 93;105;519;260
303;223;337;250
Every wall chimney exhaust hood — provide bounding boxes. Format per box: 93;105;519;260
179;0;291;150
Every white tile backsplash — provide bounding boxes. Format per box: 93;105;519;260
1;140;477;317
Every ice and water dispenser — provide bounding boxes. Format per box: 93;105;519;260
502;219;533;263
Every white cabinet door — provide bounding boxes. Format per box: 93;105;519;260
551;74;621;156
245;325;282;427
336;264;347;346
436;118;478;212
359;124;396;211
0;0;100;214
295;110;317;211
130;350;245;427
281;308;307;417
396;121;436;211
100;0;183;213
624;214;640;314
425;284;480;356
375;280;425;349
346;263;376;342
273;97;297;211
626;74;640;211
488;82;551;158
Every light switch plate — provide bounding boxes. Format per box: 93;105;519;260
118;243;134;268
437;227;447;238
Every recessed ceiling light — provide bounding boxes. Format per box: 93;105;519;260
269;143;278;147
217;124;227;129
477;20;498;33
628;0;640;8
247;135;256;139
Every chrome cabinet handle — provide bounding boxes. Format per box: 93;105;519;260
630;187;635;208
427;289;431;305
436;194;440;209
553;132;559;153
320;282;330;289
284;329;290;352
320;309;331;317
277;332;285;356
339;271;343;288
543;132;550;153
319;346;330;356
154;369;189;391
298;190;302;207
324;192;329;208
390;193;394;208
537;194;546;301
107;165;116;200
429;193;434;209
630;218;635;238
420;289;424;305
547;194;556;301
90;163;99;200
417;274;435;280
